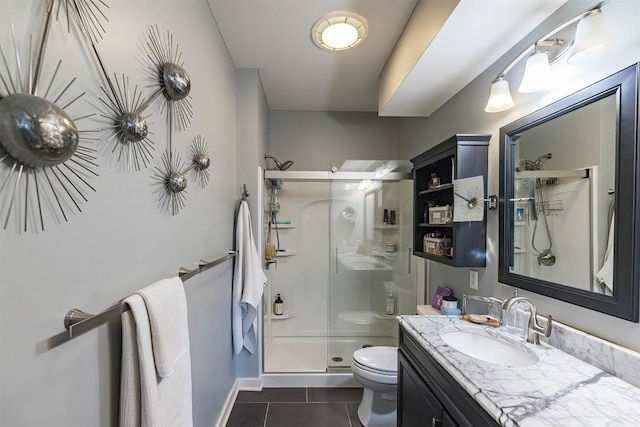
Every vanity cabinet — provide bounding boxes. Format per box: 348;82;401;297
410;134;490;267
398;325;498;427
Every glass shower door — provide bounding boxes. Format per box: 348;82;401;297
327;161;415;370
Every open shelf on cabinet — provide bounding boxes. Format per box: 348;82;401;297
417;183;454;195
411;134;490;267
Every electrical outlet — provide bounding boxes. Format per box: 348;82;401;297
469;270;479;290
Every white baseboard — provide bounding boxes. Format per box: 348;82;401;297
214;379;239;427
237;376;264;391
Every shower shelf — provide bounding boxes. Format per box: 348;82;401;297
265;312;296;320
265;223;295;229
276;250;297;257
373;225;399;229
515;169;588;179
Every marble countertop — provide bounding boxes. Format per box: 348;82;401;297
399;315;640;427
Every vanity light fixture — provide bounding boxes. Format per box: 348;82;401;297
485;3;613;113
568;8;614;64
312;11;368;51
518;51;554;93
485;78;515;113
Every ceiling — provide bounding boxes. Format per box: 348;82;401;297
207;0;567;116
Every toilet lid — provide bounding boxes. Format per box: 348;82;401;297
352;346;397;373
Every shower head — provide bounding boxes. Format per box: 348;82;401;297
265;154;294;171
534;153;552;168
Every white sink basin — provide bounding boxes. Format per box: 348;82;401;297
439;329;538;367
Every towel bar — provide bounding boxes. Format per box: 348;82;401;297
64;251;237;338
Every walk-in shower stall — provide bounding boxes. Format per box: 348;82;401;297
262;160;417;373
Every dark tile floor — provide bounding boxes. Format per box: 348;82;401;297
226;387;365;427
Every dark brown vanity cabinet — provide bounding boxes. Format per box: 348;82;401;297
398;326;498;427
411;134;490;267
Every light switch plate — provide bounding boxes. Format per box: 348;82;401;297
470;270;479;290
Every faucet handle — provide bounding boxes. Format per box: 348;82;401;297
542;315;552;338
534;314;552;338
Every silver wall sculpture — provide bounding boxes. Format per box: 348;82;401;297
0;21;98;232
152;149;187;215
141;25;193;132
94;73;156;171
186;135;211;189
142;25;206;215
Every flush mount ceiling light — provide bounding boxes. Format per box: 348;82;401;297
312;12;368;51
485;3;613;113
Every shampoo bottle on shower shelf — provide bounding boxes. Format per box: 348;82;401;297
385;291;395;315
274;294;284;316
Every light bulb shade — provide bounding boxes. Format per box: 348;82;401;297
312;12;368;51
485;79;515;113
568;9;613;64
322;23;358;49
518;52;553;93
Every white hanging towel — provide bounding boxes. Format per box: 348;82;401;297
596;213;615;294
120;277;193;427
233;200;268;355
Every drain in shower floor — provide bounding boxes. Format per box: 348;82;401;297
331;356;343;362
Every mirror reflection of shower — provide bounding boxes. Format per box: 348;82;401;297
518;153;556;266
265;154;295;252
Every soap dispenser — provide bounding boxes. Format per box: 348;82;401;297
273;293;284;316
385;291;395;315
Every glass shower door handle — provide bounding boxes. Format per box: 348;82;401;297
408;247;412;274
335;247;338;273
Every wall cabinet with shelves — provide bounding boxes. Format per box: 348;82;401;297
410;134;490;267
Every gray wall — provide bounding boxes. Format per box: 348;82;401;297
397;0;640;351
0;1;238;425
269;111;399;170
235;69;270;378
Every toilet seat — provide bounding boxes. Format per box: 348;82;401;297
352;346;397;385
353;346;397;373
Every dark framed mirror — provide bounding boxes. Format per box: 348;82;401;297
499;63;639;322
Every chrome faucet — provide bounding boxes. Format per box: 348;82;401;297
502;297;552;345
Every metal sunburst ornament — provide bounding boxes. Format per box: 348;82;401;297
152;149;187;215
141;25;193;132
94;73;156;171
185;135;210;188
57;0;110;43
0;24;98;232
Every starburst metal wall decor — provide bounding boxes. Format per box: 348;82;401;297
58;0;110;44
141;25;193;132
185;135;210;188
0;24;98;232
94;73;156;171
152;148;187;216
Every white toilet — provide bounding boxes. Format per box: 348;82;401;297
351;346;398;427
351;306;441;427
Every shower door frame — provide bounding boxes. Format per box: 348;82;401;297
263;169;413;374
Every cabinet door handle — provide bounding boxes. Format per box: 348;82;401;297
431;417;441;427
